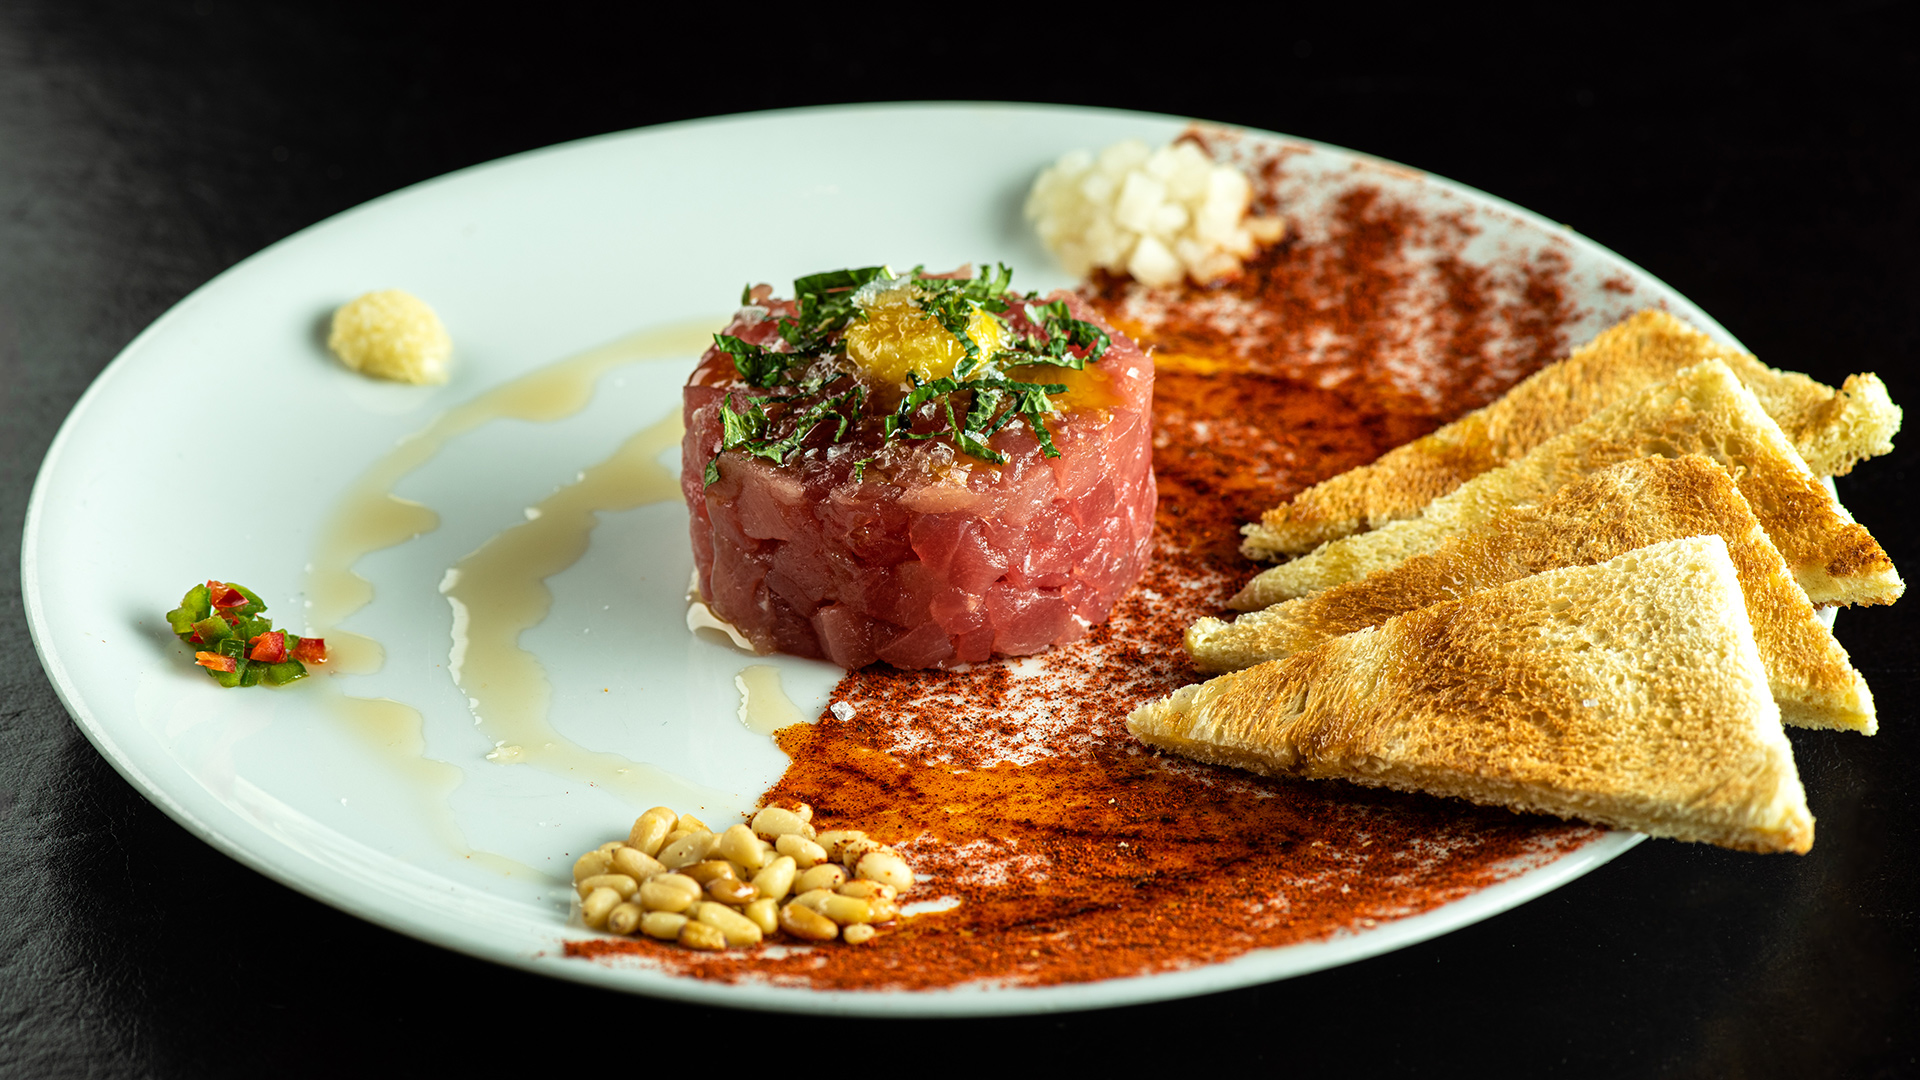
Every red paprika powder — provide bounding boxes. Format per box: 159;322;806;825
570;141;1606;990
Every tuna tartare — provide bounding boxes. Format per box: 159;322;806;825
682;265;1154;670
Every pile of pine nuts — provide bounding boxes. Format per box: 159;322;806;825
572;804;915;950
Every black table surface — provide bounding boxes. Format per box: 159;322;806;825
4;4;1916;1076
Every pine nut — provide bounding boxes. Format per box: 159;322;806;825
715;824;764;868
818;894;874;926
744;897;779;936
581;886;622;929
854;849;914;893
597;840;625;856
866;896;899;923
775;833;828;869
694;901;764;947
607;902;644;936
652;872;701;896
837;837;881;870
628;806;678;857
576;873;639;900
684;860;737;885
836;879;895;901
796;803;813;823
572;850;613;883
843;923;876;945
676;813;711;834
752;856;797;902
678;919;727;951
750;806;811;841
795;864;847;894
638;875;700;913
779;901;839;941
658;830;716;869
641;911;688;940
706;877;757;906
610;846;665;883
791;888;833;912
814;830;869;864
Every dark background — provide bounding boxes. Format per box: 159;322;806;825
3;2;1915;1076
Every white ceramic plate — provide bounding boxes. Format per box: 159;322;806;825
24;103;1739;1016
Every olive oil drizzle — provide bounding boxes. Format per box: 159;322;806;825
304;320;740;850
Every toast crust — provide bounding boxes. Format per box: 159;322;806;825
1191;456;1875;733
1133;537;1815;854
1230;360;1904;611
1243;311;1901;558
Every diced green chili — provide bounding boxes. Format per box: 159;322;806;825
167;584;212;634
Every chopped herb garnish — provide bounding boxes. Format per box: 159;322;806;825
713;334;801;389
716;384;867;471
705;264;1110;483
882;373;1068;465
166;580;325;687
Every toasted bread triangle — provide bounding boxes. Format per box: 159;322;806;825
1133;536;1815;854
1243;310;1901;558
1231;360;1903;611
1193;456;1876;734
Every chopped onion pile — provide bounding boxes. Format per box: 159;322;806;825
1025;139;1285;287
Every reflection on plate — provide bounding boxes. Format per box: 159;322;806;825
23;104;1759;1015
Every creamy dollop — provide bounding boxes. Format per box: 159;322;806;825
327;289;452;384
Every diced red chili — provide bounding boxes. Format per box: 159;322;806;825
208;581;248;610
194;651;238;673
247;630;287;663
291;637;327;664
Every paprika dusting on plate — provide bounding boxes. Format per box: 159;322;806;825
569;139;1622;990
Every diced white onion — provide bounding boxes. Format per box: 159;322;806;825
1024;138;1285;287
